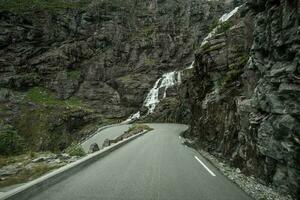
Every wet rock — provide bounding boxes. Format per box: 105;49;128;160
184;1;300;198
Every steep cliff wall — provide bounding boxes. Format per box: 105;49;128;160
0;0;230;152
185;1;299;198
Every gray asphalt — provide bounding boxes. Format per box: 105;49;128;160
30;124;252;200
81;125;131;152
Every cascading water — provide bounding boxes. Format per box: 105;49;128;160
144;71;180;114
123;69;184;123
122;111;141;124
201;6;241;47
186;61;194;69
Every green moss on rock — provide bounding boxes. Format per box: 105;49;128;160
67;70;81;81
25;87;86;109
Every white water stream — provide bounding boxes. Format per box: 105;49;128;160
201;6;241;47
123;62;194;123
123;6;241;123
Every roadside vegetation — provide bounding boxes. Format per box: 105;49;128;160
126;124;153;134
0;0;92;12
0;123;25;156
65;143;86;157
0;162;60;188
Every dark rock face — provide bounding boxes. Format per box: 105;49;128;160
185;1;300;197
0;0;230;151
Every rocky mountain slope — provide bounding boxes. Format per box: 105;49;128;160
1;0;299;198
0;0;230;152
181;0;299;198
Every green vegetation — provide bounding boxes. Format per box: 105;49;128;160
126;124;153;134
209;19;219;32
221;69;242;88
13;87;93;152
141;25;155;37
0;154;29;168
25;87;85;109
201;42;210;51
118;74;132;82
0;0;92;12
0;123;25;156
144;58;156;66
67;70;81;80
0;162;61;188
217;21;232;33
65;143;86;157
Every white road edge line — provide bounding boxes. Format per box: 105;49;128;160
194;156;216;177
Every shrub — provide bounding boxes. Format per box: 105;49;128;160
0;125;25;156
127;124;153;134
65;143;86;157
217;21;232;33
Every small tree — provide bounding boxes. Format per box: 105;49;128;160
0;124;25;156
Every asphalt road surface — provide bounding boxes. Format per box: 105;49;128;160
30;123;252;200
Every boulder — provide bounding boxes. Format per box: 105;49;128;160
102;139;111;149
88;143;100;153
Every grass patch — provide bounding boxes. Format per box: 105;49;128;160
0;123;25;156
0;154;29;168
220;69;242;88
65;143;86;157
0;163;61;188
126;124;153;134
217;21;232;34
0;0;92;12
67;70;81;80
144;58;155;66
25;87;85;109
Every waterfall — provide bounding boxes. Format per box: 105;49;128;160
201;6;241;47
219;6;240;23
123;69;185;123
144;71;180;114
122;6;241;124
186;61;194;69
122;111;141;124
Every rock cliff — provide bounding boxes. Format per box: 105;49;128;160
1;0;298;198
183;0;299;198
0;0;229;151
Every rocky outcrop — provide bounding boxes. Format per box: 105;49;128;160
0;0;232;152
185;1;299;198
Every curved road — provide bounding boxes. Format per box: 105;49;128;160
30;124;252;200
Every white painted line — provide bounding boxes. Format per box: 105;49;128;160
194;156;216;177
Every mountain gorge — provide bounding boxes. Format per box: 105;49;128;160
0;0;230;151
0;0;299;199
